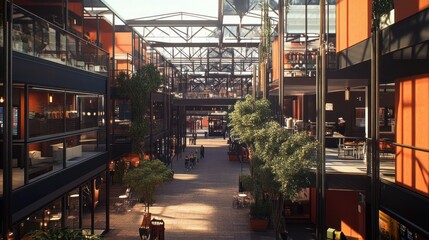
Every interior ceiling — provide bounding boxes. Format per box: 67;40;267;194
123;0;280;76
85;0;353;97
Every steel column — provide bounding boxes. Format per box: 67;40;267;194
316;0;327;239
370;25;380;240
278;0;284;125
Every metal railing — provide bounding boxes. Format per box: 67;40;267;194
10;5;109;75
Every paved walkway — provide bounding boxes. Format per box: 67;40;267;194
104;132;315;239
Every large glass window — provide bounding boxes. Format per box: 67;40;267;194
13;197;62;239
29;88;104;137
77;175;108;235
11;144;25;191
0;86;24;139
66;188;81;229
11;5;108;74
66;92;80;132
94;174;107;233
28;139;63;182
11;180;108;238
27;130;105;181
80;95;100;129
81;181;93;233
29;89;64;137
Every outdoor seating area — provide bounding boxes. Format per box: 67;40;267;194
115;187;132;213
232;192;251;209
338;141;366;160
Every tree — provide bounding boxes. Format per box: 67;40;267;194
228;95;272;153
117;64;165;155
122;159;173;212
254;121;319;239
228;95;318;239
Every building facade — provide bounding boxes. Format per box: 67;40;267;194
1;0;110;238
271;0;429;239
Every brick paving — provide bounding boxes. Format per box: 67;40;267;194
104;132;315;239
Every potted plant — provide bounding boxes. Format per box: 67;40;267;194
244;155;279;232
227;140;240;161
25;227;103;239
239;173;253;192
123;159;173;212
249;199;272;231
229;95;319;239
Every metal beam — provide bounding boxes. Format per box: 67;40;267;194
126;19;218;27
149;42;259;48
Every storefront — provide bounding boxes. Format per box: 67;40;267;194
379;210;428;240
11;173;108;239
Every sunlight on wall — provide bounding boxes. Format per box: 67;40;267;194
341;221;363;240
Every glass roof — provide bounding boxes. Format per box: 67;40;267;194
86;0;335;77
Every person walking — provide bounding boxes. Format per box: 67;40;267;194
200;145;205;159
185;155;190;170
190;152;196;168
195;150;200;163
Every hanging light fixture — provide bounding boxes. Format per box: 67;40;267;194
0;96;4;103
345;87;350;101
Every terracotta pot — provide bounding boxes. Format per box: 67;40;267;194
249;218;269;232
228;152;239;161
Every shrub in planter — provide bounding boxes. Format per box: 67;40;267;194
239;173;253;192
249;200;272;231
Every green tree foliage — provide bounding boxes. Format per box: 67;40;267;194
25;227;102;240
254;122;318;199
117;64;165;154
228;95;319;238
228;95;272;149
122;159;173;212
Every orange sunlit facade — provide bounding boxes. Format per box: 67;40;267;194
395;74;429;196
335;0;429;238
84;18;114;55
272;37;280;82
393;0;429;22
336;0;371;52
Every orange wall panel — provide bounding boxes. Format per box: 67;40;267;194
394;0;429;22
115;32;132;55
272;37;280;81
202;117;208;128
336;0;372;52
395;74;429;196
310;188;365;239
326;190;365;240
84;18;114;55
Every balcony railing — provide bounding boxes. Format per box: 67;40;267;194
378;139;429;193
9;5;108;75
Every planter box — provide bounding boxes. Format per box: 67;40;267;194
249;218;269;232
228;152;239;161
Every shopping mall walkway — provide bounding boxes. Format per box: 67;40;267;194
105;131;315;239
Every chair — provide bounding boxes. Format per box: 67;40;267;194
114;202;124;213
338;143;355;159
357;142;366;160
